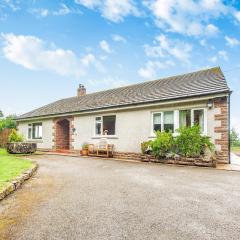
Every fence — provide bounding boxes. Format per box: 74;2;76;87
0;129;11;148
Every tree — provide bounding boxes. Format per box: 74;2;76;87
0;114;17;132
0;110;3;118
230;128;240;146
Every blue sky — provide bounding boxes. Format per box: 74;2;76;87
0;0;240;132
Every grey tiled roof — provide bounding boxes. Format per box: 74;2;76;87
17;67;230;120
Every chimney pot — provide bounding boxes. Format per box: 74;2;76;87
77;84;86;97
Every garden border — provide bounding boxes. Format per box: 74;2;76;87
0;162;38;201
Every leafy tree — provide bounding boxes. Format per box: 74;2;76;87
230;128;240;146
0;110;3;118
0;113;17;132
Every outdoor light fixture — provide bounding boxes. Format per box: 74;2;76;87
72;128;76;134
207;100;213;109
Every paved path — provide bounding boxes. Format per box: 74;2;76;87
1;155;240;240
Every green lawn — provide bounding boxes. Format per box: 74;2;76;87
231;146;240;154
0;148;33;191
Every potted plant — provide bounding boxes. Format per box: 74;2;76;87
81;142;89;156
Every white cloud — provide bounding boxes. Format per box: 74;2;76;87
138;60;175;79
205;24;219;36
209;50;228;63
1;0;20;12
112;34;126;43
200;39;207;47
89;76;129;89
143;0;227;36
234;11;240;22
75;0;140;22
75;0;100;9
218;50;228;61
143;35;192;64
99;40;111;53
1;33;103;78
225;36;240;47
31;8;49;17
144;44;164;58
31;4;81;18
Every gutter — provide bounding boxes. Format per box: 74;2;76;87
16;91;230;122
228;91;232;164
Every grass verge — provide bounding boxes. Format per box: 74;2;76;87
231;146;240;154
0;148;33;191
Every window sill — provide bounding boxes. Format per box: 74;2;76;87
92;136;118;139
148;136;156;139
27;139;43;143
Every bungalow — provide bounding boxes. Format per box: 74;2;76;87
16;67;231;164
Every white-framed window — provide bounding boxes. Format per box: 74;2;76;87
151;108;207;136
152;111;174;134
191;108;206;134
179;108;206;133
179;110;191;128
28;123;42;139
95;115;116;136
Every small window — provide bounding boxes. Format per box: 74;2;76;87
179;110;191;128
95;115;116;135
193;109;204;133
28;123;42;139
163;111;174;132
95;117;102;135
28;124;32;139
153;113;161;132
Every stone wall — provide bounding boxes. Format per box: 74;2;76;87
214;96;230;164
113;152;216;167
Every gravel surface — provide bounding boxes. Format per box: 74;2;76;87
1;155;240;240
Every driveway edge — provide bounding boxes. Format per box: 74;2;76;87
0;162;38;201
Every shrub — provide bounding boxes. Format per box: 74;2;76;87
8;129;24;143
141;140;152;154
150;131;174;158
175;125;214;157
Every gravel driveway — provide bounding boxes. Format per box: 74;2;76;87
1;155;240;240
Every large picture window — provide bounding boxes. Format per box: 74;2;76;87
152;108;206;135
95;115;116;135
28;123;42;139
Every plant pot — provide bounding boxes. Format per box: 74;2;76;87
82;149;88;156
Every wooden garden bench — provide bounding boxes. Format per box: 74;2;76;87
88;140;114;158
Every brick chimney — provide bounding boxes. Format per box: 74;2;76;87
77;84;86;97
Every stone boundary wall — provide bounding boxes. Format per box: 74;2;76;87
114;152;216;167
214;96;230;164
0;163;38;201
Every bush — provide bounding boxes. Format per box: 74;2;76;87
141;140;152;154
150;131;174;158
8;129;24;143
175;125;214;157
